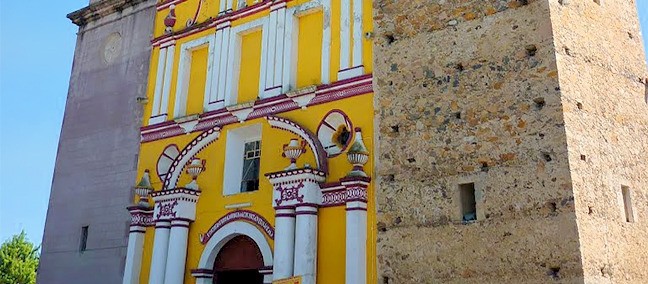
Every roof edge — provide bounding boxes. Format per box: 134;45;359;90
67;0;150;26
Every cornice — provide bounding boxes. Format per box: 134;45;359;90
67;0;151;26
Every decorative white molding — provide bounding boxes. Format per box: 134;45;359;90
196;221;274;272
173;34;216;118
163;127;221;190
352;0;363;68
225;17;270;105
150;45;176;125
224;202;252;209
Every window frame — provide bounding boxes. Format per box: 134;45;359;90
223;124;263;196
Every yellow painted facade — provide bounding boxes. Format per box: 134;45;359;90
134;0;374;283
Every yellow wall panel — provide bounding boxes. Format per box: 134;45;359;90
296;11;323;88
237;30;263;104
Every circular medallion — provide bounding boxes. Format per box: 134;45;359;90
103;33;122;64
317;110;353;157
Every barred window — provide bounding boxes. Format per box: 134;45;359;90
241;141;261;192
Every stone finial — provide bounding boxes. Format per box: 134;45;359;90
164;5;176;33
282;138;306;170
134;170;153;207
346;128;369;177
185;158;206;190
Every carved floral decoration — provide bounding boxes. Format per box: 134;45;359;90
274;182;305;206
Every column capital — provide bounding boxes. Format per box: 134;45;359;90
266;168;326;207
127;205;154;232
151;188;201;222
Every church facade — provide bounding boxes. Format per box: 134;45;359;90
123;0;375;283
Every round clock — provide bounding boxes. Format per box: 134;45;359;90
103;33;122;64
317;110;353;157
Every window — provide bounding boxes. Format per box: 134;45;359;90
241;141;261;192
621;186;635;223
223;124;262;195
459;183;477;222
80;226;89;252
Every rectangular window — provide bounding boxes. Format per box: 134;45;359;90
223;124;262;195
80;226;89;252
459;183;477;222
241;141;261;192
237;30;263;104
622;186;635;223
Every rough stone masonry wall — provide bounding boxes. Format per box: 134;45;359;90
548;1;648;283
37;1;155;283
373;0;585;283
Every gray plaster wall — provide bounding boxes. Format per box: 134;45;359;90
37;1;155;283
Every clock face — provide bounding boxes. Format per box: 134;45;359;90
317;110;353;157
103;33;122;64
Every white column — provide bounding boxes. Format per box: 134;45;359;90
293;204;318;284
123;230;145;284
163;219;191;284
122;206;151;284
273;207;296;280
149;221;171;284
345;202;367;284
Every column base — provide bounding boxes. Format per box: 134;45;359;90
338;65;365;81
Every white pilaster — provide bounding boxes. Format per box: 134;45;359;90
321;0;332;84
337;0;364;81
273;4;287;89
351;0;363;68
339;0;351;71
264;10;277;93
342;177;370;284
215;23;231;108
203;34;218;110
150;47;168;124
158;45;175;121
293;204;318;284
272;207;296;280
148;221;171;284
122;206;152;284
123;231;145;284
163;219;191;284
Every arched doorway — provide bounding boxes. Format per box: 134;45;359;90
212;235;264;284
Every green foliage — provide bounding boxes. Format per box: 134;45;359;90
0;231;39;284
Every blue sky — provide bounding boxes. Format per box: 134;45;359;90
1;2;648;245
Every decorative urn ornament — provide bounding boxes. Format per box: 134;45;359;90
164;5;177;33
134;170;153;207
282;138;306;170
346;128;369;177
185;158;206;190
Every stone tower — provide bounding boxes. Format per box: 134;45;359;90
374;0;647;283
38;0;155;283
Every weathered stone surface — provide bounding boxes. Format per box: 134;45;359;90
374;0;647;283
37;1;155;283
549;1;648;282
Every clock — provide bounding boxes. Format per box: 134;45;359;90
103;33;122;64
317;110;353;157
